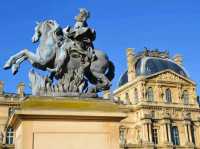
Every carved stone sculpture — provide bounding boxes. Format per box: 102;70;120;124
3;8;115;97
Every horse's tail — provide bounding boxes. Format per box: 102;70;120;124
106;61;115;81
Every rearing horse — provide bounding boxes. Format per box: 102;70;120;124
4;20;115;94
3;20;66;75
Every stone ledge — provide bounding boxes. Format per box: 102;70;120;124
6;96;127;129
20;96;124;112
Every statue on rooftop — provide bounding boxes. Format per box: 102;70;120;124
3;8;115;97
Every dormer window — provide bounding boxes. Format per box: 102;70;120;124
147;87;154;102
165;88;172;103
182;90;189;105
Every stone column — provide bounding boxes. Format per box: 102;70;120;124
184;120;193;145
167;123;172;143
148;123;153;143
161;122;168;143
184;122;189;143
188;125;192;144
142;118;152;144
195;121;200;147
142;121;148;143
161;119;172;144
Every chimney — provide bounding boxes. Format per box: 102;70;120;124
126;48;136;82
173;54;183;66
17;82;25;98
0;81;4;95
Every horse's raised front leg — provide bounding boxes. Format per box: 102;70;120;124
4;49;47;74
3;49;30;69
11;56;27;75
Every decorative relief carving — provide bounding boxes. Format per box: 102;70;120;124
150;72;190;85
182;112;191;120
161;110;171;119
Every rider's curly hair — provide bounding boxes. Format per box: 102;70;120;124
75;8;90;22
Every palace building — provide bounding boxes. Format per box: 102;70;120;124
0;48;199;149
113;48;200;149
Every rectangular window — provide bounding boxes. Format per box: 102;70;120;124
171;126;180;145
6;128;14;144
119;128;126;145
152;128;158;144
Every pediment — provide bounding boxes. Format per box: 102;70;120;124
144;69;195;85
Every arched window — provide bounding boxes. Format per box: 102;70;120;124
134;88;138;102
182;90;189;105
165;88;172;103
171;126;180;145
6;127;14;144
147;87;154;101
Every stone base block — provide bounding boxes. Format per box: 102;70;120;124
7;97;127;149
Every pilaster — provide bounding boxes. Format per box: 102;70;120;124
183;120;194;146
141;117;153;145
160;119;172;145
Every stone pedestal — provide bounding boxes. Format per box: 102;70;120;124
7;96;127;149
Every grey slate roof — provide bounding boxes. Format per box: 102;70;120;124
118;57;188;87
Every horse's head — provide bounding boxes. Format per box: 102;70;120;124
32;20;61;43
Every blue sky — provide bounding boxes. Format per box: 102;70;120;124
0;0;199;95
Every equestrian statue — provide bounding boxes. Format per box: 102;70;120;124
3;8;115;97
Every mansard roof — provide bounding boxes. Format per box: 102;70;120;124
118;50;189;87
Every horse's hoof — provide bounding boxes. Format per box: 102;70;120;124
11;65;18;75
3;62;11;69
12;69;18;75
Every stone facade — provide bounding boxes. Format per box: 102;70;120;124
0;82;23;149
113;48;200;149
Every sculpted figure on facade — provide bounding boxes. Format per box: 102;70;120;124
3;8;115;97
